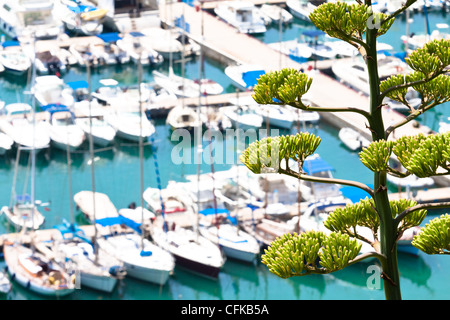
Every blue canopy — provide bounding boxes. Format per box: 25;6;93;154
302;30;325;38
199;208;230;216
53;219;92;245
96;32;122;43
41;104;71;113
242;70;265;88
16;194;31;202
1;40;20;48
67;4;96;13
303;157;335;175
95;215;143;234
129;31;145;37
67;80;88;90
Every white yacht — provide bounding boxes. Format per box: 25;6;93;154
0;41;32;76
214;1;267;34
55;0;106;36
286;0;316;21
224;64;266;91
0;103;51;151
33;75;75;108
105;111;155;143
43;105;86;152
0;0;63;41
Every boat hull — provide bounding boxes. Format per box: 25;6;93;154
123;262;171;285
80;271;118;293
172;253;221;280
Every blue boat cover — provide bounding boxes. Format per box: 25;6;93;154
95;215;143;234
67;80;88;90
302;30;325;38
242;70;265;88
1;40;20;48
96;32;122;43
129;31;145;37
303;157;335;175
67;4;96;13
15;194;31;202
41;104;71;113
199;208;229;216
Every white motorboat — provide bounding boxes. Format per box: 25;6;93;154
268;40;313;62
75;116;116;147
33;75;75;108
143;185;197;229
0;269;11;295
116;32;164;66
214;1;267;34
195;78;224;96
105;111;155;143
401;24;450;50
43;105;86;152
254;104;296;129
56;0;106;36
387;174;435;188
152;226;225;279
96;232;175;286
338;127;370;151
259;4;293;25
152;70;200;98
1;194;46;231
301;30;338;59
199;223;260;263
92;79;151;110
140;27;185;60
0;132;13;155
33;50;67;75
0;41;32;76
300;154;344;202
222;105;264;130
53;239;126;293
3;242;75;297
0;103;51;151
89;34;130;66
73;190;120;223
224;64;266;91
199;105;233;132
332;53;410;95
0;0;63;41
166;105;202;131
286;0;316;21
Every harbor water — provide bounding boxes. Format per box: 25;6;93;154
0;8;449;300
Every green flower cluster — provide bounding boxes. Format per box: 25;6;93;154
412;214;450;255
359;140;393;172
252;69;312;106
239;133;321;174
393;133;450;178
261;231;361;278
380;39;450;106
324;198;426;239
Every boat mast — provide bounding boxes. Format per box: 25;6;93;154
138;59;145;250
29;34;38;233
86;59;99;260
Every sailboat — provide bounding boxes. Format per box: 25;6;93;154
3;47;75;297
3;241;76;296
98;62;175;286
1;53;48;231
199;213;260;263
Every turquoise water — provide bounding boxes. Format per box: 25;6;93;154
0;9;449;301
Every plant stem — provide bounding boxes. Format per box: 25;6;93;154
366;26;402;300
